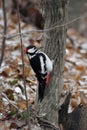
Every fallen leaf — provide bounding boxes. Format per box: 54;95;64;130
9;122;18;129
17;101;26;110
79;92;87;105
5;89;14;100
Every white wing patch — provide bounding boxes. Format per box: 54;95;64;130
40;56;45;74
39;51;53;73
45;54;53;72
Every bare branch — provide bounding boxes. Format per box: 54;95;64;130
16;2;31;130
4;12;87;40
0;0;7;66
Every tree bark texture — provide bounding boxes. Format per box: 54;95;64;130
36;0;68;127
58;92;87;130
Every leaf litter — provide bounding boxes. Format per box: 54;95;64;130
0;2;87;130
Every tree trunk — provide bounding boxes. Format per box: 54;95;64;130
58;92;87;130
36;0;68;127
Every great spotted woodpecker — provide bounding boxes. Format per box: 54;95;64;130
26;45;53;102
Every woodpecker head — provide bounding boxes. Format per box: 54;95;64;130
26;45;38;58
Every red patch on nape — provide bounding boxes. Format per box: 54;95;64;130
46;73;50;87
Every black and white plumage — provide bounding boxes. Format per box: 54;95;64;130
26;45;53;102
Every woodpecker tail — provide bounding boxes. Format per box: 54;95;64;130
46;72;50;87
38;80;46;102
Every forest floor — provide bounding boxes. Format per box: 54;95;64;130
0;3;87;130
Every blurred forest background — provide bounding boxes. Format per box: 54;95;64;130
69;0;87;36
0;0;87;129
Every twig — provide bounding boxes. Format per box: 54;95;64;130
26;77;37;85
65;59;76;65
16;2;31;130
0;0;7;66
4;12;87;40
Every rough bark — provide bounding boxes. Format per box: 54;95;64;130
35;0;68;128
58;92;87;130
